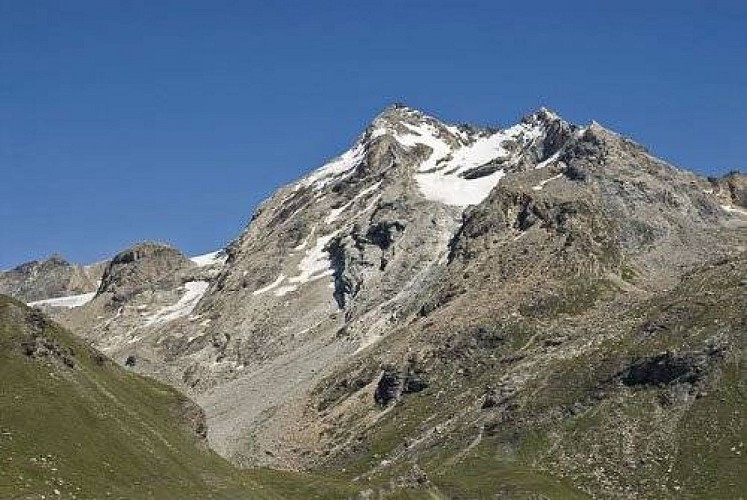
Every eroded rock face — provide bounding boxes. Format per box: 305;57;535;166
447;122;734;295
710;171;747;208
374;369;402;406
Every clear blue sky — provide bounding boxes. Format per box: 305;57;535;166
1;0;745;269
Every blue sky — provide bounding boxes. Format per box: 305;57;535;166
1;0;745;268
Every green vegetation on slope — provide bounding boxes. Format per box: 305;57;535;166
0;295;251;498
0;296;355;499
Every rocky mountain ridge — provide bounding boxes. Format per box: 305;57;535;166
0;255;105;303
6;105;746;497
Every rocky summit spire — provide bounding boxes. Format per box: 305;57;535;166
521;106;565;126
367;102;431;134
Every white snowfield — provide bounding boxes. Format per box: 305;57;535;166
145;280;210;327
302;109;548;208
301;143;366;190
28;292;96;309
190;250;228;267
397;121;542;207
252;230;339;297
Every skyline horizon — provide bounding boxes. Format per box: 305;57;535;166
3;1;745;269
2;101;743;269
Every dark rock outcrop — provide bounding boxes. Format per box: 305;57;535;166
622;348;724;388
374;364;428;406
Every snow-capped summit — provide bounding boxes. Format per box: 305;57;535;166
298;104;579;207
9;104;744;477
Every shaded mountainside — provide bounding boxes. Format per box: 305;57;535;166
0;296;355;499
10;105;747;497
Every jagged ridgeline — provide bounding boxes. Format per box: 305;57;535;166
3;105;746;498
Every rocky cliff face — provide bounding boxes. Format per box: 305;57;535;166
709;170;747;209
21;105;747;497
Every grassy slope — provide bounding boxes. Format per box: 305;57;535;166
436;255;746;498
439;255;746;498
0;296;354;499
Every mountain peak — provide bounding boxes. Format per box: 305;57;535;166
582;120;626;144
521;106;564;126
98;241;193;297
371;102;428;126
45;254;70;266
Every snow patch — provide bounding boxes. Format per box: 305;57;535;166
324;181;383;224
145;281;210;327
288;231;339;284
442;133;513;173
362;193;383;214
532;173;564;191
721;205;747;216
535;151;561;169
395;119;543;207
325;201;355;225
416;169;506;207
396;122;452;173
252;274;286;296
190;250;227;267
251;231;338;298
301;143;366;189
28;292;96;309
273;284;298;297
293;228;315;251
